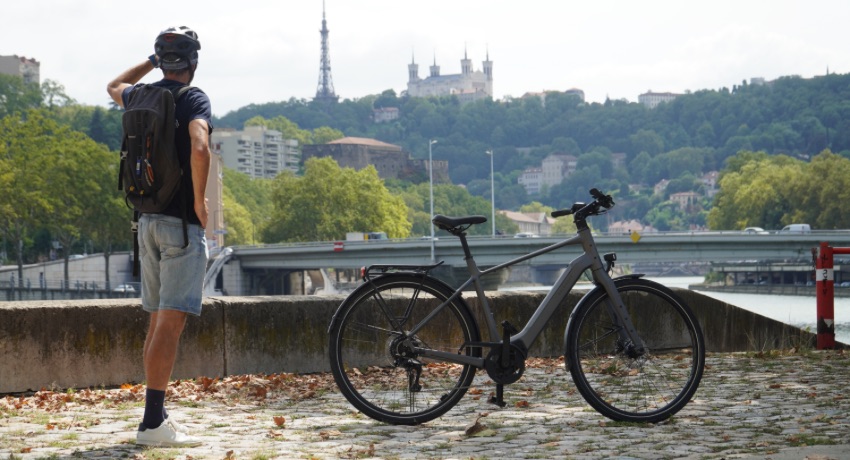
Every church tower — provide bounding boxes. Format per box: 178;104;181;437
482;49;493;95
429;53;440;77
460;48;472;75
408;53;419;83
315;1;338;103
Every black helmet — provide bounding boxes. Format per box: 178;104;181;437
154;26;201;70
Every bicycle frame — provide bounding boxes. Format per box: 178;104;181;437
389;224;645;369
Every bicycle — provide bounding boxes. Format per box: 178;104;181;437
328;188;705;425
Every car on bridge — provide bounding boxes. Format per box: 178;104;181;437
743;227;769;234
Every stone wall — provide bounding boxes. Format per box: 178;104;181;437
0;290;824;394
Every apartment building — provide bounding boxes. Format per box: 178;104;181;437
541;154;577;188
0;55;40;84
518;168;542;195
211;126;300;179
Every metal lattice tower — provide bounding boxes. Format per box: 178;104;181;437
315;1;338;103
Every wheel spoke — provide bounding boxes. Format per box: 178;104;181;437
567;279;704;423
329;275;480;425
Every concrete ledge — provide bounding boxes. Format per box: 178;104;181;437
0;289;821;394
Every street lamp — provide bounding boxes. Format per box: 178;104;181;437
429;139;438;262
486;149;495;237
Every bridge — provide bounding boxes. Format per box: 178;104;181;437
205;231;850;296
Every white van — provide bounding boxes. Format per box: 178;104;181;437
779;223;811;234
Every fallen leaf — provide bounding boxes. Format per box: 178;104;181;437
273;416;286;427
319;430;342;440
515;400;529;408
465;418;487;436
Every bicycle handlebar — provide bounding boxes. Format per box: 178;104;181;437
551;188;615;220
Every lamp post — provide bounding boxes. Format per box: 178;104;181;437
429;139;438;262
486;149;495;237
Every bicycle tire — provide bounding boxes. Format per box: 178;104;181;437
328;274;481;425
565;277;705;423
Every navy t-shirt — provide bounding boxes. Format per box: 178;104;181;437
122;79;214;225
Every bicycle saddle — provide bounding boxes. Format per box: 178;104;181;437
432;214;487;232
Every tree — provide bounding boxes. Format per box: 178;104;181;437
0;74;42;118
38;115;117;284
0;110;56;288
222;168;273;243
312;126;344;144
263;157;411;242
245;115;312;146
707;151;805;230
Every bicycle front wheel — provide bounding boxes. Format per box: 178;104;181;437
565;277;705;423
328;274;481;425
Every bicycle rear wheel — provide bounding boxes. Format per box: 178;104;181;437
328;274;481;425
565;277;705;423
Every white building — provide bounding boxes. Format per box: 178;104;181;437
211;126;300;179
638;91;681;109
518;168;542;195
373;107;399;123
541;154;577;188
406;50;493;102
499;211;556;236
0;55;39;85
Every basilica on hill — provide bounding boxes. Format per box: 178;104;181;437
404;50;493;103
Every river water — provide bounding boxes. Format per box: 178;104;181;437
647;276;850;345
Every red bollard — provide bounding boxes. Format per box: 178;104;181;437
816;242;836;349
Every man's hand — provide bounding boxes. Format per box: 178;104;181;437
195;197;209;229
106;59;158;107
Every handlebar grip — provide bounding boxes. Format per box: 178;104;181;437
590;188;615;208
551;209;572;218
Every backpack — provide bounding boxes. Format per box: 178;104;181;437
118;83;192;275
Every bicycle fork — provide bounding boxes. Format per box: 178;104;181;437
593;268;646;355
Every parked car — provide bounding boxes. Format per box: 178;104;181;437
514;232;539;238
113;283;136;293
779;223;811;234
743;227;769;234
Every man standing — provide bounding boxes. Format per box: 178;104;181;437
107;26;213;447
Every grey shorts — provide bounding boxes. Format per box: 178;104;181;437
138;214;208;316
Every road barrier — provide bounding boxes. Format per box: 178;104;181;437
814;242;849;349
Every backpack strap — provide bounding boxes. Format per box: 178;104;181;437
173;84;194;249
131;211;141;277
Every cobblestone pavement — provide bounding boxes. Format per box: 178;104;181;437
1;351;849;460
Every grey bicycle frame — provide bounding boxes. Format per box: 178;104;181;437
410;225;645;367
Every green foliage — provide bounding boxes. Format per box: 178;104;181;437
215;73;850;215
221;168;273;245
0;74;42;118
706;150;850;230
0;109;120;280
263;157;411;242
392;182;518;237
312;126;344;144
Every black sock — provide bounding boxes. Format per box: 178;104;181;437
142;389;166;429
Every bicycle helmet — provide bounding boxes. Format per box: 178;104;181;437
154;26;201;70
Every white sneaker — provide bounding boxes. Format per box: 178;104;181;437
136;419;202;447
164;415;190;434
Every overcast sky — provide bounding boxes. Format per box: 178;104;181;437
4;0;850;117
